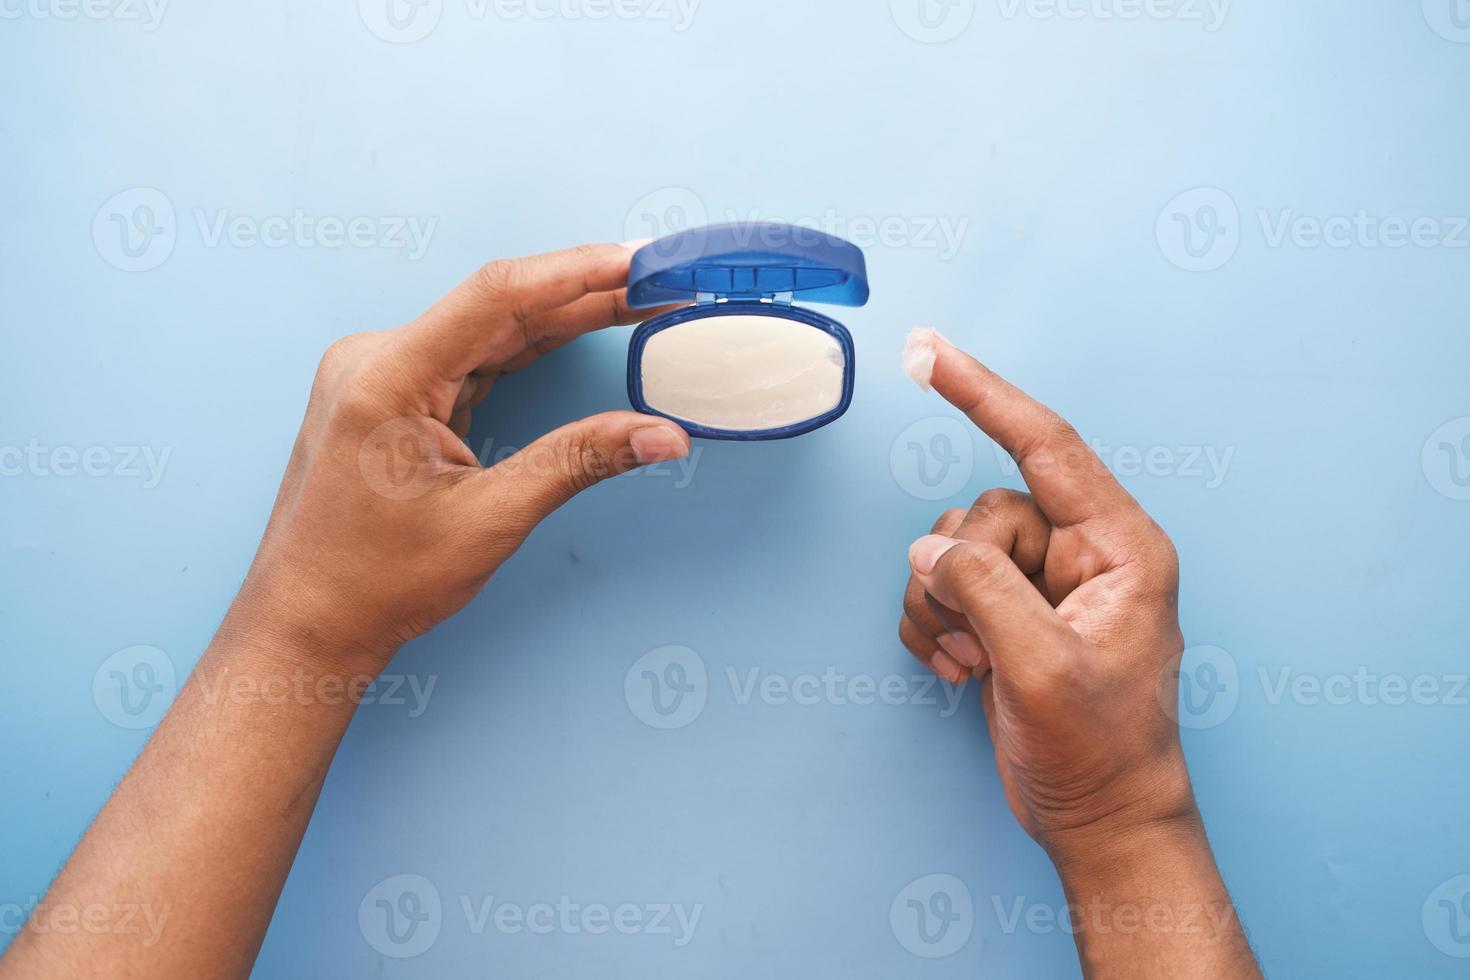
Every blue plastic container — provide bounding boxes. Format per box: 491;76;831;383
626;222;870;440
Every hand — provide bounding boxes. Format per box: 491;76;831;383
898;331;1195;860
226;242;690;674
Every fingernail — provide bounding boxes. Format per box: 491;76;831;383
937;631;984;669
900;327;956;392
901;328;940;391
621;237;655;253
909;535;962;576
630;425;689;465
930;649;970;686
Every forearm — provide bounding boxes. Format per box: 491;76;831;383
2;611;369;980
1048;813;1261;980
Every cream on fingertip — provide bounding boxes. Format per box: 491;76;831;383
902;327;951;391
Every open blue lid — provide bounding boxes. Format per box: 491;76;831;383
627;222;870;309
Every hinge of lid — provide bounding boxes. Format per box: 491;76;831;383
696;291;718;305
771;291;795;306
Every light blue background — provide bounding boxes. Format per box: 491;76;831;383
3;1;1469;976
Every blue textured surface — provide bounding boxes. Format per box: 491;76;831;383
3;2;1469;977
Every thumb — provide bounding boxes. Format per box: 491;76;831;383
909;535;1074;681
474;411;690;547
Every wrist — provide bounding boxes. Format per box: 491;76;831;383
189;621;388;727
221;575;403;678
1041;755;1203;881
1046;804;1208;890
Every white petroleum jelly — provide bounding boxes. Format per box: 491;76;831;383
902;326;944;391
640;314;846;431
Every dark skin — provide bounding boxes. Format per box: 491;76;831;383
899;330;1260;977
0;255;1257;979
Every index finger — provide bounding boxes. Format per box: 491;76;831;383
905;328;1139;528
404;242;643;380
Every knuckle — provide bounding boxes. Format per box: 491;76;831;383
1130;521;1181;592
897;615;929;655
948;543;1009;588
562;433;618;491
972;486;1027;513
1043;410;1079;444
931;508;967;534
473;258;518;302
1018;412;1079;463
901;583;930;623
316;333;363;378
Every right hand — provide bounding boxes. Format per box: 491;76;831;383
898;333;1197;861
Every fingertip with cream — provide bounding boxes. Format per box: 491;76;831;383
901;327;953;392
